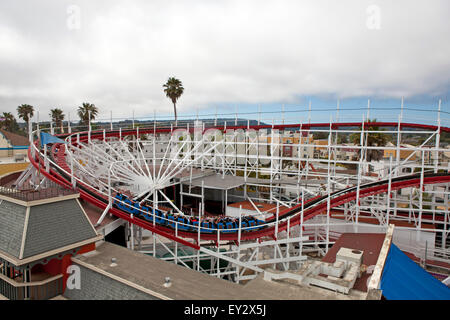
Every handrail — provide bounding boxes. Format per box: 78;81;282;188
27;125;450;242
0;273;62;287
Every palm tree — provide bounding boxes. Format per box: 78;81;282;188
1;112;17;132
17;104;34;134
50;108;65;133
77;103;98;129
163;77;184;123
350;119;390;163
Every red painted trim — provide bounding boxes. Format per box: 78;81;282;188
30;123;450;246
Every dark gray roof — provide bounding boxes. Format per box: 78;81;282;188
22;199;97;258
0;200;27;258
64;261;155;300
71;242;352;300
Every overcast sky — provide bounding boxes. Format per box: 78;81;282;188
0;0;449;122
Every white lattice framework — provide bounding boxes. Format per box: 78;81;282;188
24;100;450;282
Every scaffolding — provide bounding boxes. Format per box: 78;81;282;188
24;100;450;282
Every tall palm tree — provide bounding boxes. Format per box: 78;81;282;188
350;119;390;163
163;77;184;123
1;112;17;132
77;103;98;129
50;108;65;133
17;104;34;134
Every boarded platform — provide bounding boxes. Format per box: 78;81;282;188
321;233;386;293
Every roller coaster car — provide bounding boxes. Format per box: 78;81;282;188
177;217;191;231
165;215;188;230
255;219;265;230
113;193;125;209
113;193;265;234
131;202;143;216
200;221;213;233
113;194;131;212
216;222;225;231
222;221;237;233
244;218;265;231
140;205;153;222
124;198;134;212
155;210;166;224
167;215;176;229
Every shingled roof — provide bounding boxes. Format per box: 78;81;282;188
0;197;99;264
0;199;27;258
0;129;29;147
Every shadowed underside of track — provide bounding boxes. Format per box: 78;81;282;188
28;123;450;249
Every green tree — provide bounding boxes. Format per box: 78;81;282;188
349;119;389;162
77;103;98;129
337;133;348;144
50;108;65;133
1;112;18;132
17;104;34;134
313;131;328;140
163;77;184;123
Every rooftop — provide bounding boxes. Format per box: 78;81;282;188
72;241;361;300
0;129;29;147
0;177;78;203
0;195;101;265
183;173;246;190
321;233;386;292
0;185;78;203
228;200;288;213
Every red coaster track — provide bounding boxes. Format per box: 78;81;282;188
28;122;450;249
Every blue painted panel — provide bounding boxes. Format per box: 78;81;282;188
380;244;450;300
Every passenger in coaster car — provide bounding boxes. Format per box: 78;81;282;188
112;194;122;208
191;216;199;226
179;216;191;231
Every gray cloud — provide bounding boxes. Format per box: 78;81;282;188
0;0;449;121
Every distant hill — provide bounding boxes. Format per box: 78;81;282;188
81;118;268;128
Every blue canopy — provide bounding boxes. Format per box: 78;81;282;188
40;132;67;148
380;244;450;300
